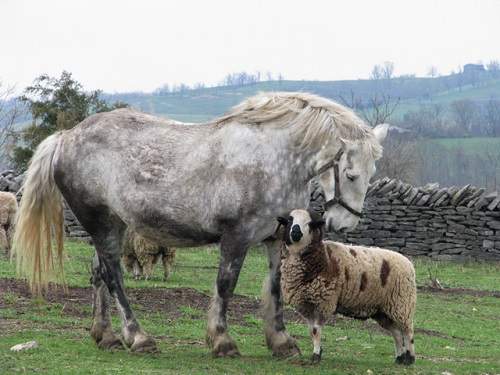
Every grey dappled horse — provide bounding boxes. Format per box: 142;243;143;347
13;92;387;357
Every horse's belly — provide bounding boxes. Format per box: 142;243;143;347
136;219;220;248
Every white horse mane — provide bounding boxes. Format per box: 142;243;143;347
215;92;383;160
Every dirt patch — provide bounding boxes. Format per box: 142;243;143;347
414;327;465;341
417;285;500;298
0;278;481;342
0;278;295;325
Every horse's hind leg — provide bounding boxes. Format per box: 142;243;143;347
262;240;301;357
94;229;158;353
206;232;249;357
90;254;123;350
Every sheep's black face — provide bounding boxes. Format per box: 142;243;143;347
277;209;325;254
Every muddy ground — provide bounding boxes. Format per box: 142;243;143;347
2;278;496;341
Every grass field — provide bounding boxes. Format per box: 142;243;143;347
425;137;500;156
1;241;500;374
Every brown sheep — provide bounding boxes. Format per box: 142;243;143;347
0;192;18;256
278;209;416;365
122;228;176;280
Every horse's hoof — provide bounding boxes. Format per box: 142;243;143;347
271;337;301;358
131;336;159;353
212;342;241;358
98;336;124;351
91;324;124;351
211;335;240;358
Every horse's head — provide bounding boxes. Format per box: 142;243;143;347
316;123;388;233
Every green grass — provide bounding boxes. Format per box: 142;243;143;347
1;241;500;374
424;137;500;156
103;77;500;122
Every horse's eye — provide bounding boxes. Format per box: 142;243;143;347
287;216;293;222
346;172;359;182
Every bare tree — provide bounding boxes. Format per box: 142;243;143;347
484;98;500;136
374;136;420;184
370;64;383;80
402;104;447;137
487;60;500;78
427;65;438;78
381;61;395;80
339;90;417;182
338;90;363;112
339;91;400;127
362;93;400;127
0;83;21;163
450;99;479;135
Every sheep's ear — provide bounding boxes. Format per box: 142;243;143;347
309;219;325;230
277;216;288;226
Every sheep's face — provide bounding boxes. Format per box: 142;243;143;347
277;209;325;255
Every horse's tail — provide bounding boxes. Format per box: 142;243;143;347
12;132;65;295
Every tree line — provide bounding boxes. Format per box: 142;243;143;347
153;71;285;95
396;98;500;138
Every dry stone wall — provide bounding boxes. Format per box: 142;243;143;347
2;169;500;259
63;207;91;243
329;177;500;261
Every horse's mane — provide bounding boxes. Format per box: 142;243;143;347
215;92;382;160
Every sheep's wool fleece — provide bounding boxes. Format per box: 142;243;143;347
0;192;17;226
281;240;416;321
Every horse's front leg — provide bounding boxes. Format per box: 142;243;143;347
206;232;249;357
262;240;301;357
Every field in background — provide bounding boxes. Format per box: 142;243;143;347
427;137;500;155
103;78;500;123
1;241;499;374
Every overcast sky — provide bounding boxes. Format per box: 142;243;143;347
1;0;499;93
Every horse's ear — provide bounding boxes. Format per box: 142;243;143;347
373;123;389;143
277;216;288;226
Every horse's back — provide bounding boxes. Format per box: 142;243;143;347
53;110;228;245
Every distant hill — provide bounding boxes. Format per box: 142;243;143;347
102;73;500;123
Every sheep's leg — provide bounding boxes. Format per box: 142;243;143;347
373;313;406;363
206;233;249;357
142;257;154;280
162;248;176;280
90;253;124;350
6;223;14;255
132;259;143;280
262;240;301;357
398;325;415;365
0;227;8;255
308;321;323;363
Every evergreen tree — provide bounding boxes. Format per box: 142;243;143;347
12;71;127;170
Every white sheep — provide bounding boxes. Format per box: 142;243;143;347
122;228;176;280
278;209;416;365
0;191;18;256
